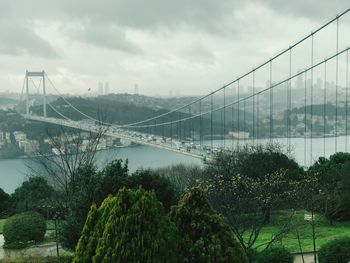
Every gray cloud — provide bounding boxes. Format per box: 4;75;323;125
182;44;216;64
0;21;59;58
0;0;349;95
263;0;350;20
66;23;141;53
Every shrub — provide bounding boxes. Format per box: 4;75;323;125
3;211;46;249
59;160;130;250
308;152;350;221
170;187;248;263
0;187;11;217
74;187;179;263
11;177;54;216
0;256;73;263
255;247;294;263
318;237;350;263
130;169;179;211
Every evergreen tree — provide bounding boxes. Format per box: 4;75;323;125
170;187;248;263
74;187;179;263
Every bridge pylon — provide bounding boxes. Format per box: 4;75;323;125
25;70;47;117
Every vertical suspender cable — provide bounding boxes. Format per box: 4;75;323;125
211;94;213;151
199;100;202;153
346;50;349;152
237;80;240;150
270;61;273;141
304;71;308;166
244;98;247;146
335;17;339;152
223;88;226;149
310;34;314;164
324;61;327;157
288;48;292;152
188;106;191;140
252;70;255;144
257;89;260;140
231;88;235;150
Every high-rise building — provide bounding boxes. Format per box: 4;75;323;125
98;82;104;95
104;82;110;94
134;84;139;95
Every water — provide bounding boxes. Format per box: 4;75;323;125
210;135;350;167
0;145;201;194
1;135;350;194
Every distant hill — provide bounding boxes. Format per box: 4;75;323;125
0;96;18;105
30;94;253;138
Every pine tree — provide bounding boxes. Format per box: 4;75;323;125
170;187;248;263
74;188;179;263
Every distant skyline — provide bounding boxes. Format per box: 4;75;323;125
0;1;349;96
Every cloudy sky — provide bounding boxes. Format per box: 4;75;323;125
0;0;349;96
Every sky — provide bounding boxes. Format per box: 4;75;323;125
0;0;349;96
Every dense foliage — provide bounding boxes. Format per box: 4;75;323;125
318;237;350;263
0;256;73;263
60;160;179;250
0;187;11;217
130;169;179;211
11;177;54;216
170;187;248;263
202;145;302;260
255;247;294;263
74;188;179;263
60;160;129;249
3;211;46;249
154;164;204;193
206;144;303;181
308;152;350;221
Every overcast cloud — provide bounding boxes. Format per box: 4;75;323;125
0;0;349;96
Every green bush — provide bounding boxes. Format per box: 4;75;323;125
74;187;179;263
0;256;73;263
318;237;350;263
11;177;54;216
130;169;179;211
255;247;294;263
3;211;46;249
170;187;248;263
0;187;11;217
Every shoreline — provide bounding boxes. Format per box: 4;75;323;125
0;144;137;162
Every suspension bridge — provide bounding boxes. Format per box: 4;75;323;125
21;9;350;166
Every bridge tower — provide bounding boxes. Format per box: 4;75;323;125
25;70;47;117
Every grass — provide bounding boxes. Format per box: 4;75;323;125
248;211;350;253
0;218;5;234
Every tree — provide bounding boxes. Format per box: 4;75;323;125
154;164;204;194
307;152;350;221
0;187;11;217
11;177;54;216
74;188;179;263
28;127;104;209
59;159;130;249
205;144;303;224
202;167;299;262
318;237;350;263
130;169;179;211
170;187;248;263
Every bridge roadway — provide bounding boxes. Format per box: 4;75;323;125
23;114;215;159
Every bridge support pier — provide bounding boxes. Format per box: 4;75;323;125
25;70;47;117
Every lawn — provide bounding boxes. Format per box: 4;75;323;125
249;211;350;253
